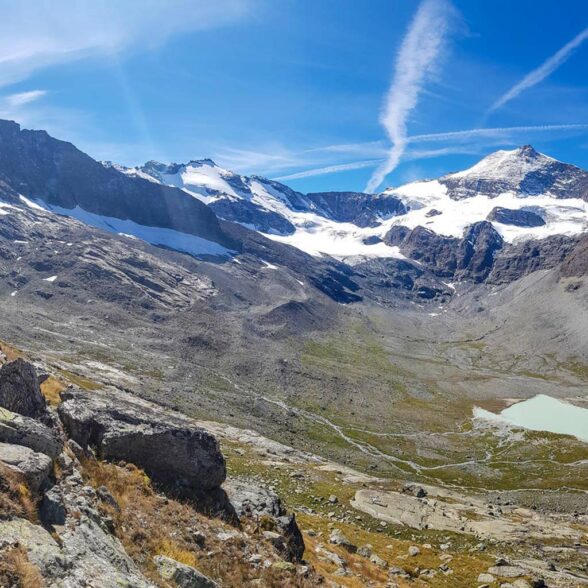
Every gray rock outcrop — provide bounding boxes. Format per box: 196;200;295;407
58;387;226;494
0;359;47;418
0;406;62;458
0;442;52;492
153;555;219;588
224;478;305;562
487;206;546;227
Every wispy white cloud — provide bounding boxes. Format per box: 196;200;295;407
212;146;312;175
489;27;588;113
4;90;47;107
0;0;255;88
365;0;455;193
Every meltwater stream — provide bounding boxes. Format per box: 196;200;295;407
474;394;588;442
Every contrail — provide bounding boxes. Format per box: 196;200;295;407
274;159;383;181
489;26;588;113
410;123;588;143
365;0;454;193
273;123;588;182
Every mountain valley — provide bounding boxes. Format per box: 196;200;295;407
0;120;586;587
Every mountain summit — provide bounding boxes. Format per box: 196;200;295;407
439;145;588;200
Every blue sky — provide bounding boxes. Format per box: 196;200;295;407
1;0;588;193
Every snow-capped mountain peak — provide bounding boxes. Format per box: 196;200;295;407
445;145;553;182
103;145;587;259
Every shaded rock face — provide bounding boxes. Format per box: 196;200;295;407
0;359;47;419
304;192;406;227
384;222;503;283
353;257;452;301
456;221;504;282
224;478;305;562
58;387;226;494
487;207;546;227
560;234;588;277
489;235;579;284
0;119;232;247
208;198;295;235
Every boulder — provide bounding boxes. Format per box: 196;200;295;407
154;555;218;588
487;565;524;578
0;406;62;458
0;442;52;492
224;478;305;562
224;477;283;518
57;387;225;494
369;553;388;568
0;359;47;418
402;483;427;498
329;528;357;553
408;545;421;557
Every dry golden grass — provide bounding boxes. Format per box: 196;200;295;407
297;512;492;588
81;459;319;587
0;340;22;362
0;547;43;588
40;376;67;407
0;464;37;523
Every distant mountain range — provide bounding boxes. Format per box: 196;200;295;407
0;118;586;296
112;143;588;260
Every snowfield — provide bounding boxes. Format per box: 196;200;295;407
125;146;588;259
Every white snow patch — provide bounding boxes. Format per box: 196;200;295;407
20;200;234;258
261;260;278;270
44;275;58;282
384;181;587;242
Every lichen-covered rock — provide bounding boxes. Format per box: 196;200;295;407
224;477;283;518
153;555;219;588
0;359;47;418
0;514;156;588
224;478;305;562
0;442;52;492
0;406;62;458
58;387;226;494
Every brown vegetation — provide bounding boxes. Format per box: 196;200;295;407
0;547;43;588
0;463;37;522
81;458;317;587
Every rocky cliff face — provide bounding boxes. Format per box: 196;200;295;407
0;120;233;248
385;221;504;282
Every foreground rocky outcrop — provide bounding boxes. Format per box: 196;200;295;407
0;358;311;587
225;478;305;562
58;387;226;494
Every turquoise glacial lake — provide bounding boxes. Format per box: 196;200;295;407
475;394;588;443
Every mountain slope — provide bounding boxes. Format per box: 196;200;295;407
124;159;408;239
0;120;235;256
